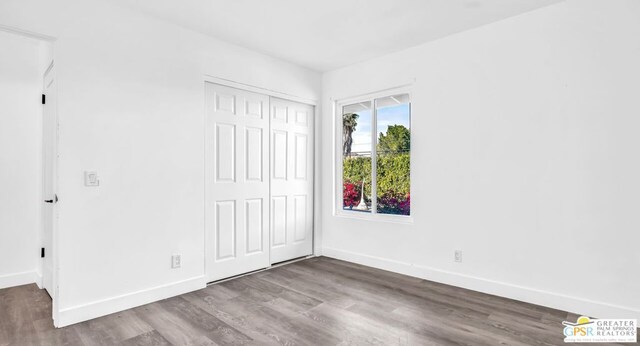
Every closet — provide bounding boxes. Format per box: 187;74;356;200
204;82;314;282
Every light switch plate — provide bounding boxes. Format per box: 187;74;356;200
84;171;99;187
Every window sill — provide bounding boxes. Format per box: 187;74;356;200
334;210;414;225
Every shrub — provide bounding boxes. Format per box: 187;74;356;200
376;153;410;197
343;153;410;214
343;156;372;198
343;153;410;198
377;192;410;215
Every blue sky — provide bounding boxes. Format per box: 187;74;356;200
350;104;410;153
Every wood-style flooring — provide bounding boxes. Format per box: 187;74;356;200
0;257;635;345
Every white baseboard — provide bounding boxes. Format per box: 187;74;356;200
56;276;206;327
322;247;640;321
0;271;39;289
35;272;43;289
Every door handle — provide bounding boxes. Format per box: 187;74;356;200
44;194;58;203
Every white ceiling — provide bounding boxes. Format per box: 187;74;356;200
109;0;561;72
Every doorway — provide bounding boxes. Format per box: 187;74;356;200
204;82;315;283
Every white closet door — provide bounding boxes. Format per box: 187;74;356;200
205;83;270;282
270;97;314;264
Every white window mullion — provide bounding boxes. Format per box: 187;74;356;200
371;98;377;214
336;101;342;214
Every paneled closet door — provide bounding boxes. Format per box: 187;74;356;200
205;83;270;282
270;97;314;264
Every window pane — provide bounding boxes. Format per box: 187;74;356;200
342;101;372;213
375;94;410;215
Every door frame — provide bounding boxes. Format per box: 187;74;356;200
203;75;320;282
42;60;60;324
0;23;59;326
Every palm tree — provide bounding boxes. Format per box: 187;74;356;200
343;113;359;156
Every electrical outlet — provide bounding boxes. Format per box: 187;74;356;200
454;250;463;263
171;254;181;269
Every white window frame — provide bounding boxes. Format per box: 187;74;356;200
334;86;414;224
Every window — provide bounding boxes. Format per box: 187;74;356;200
338;91;411;218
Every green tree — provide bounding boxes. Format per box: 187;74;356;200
377;125;410;154
342;113;359;156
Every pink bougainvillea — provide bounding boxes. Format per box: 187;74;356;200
343;181;361;208
377;191;410;215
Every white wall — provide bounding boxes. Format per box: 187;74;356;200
3;0;637;328
321;0;640;320
0;0;321;326
0;31;42;289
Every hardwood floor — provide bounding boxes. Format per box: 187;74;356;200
0;257;635;345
